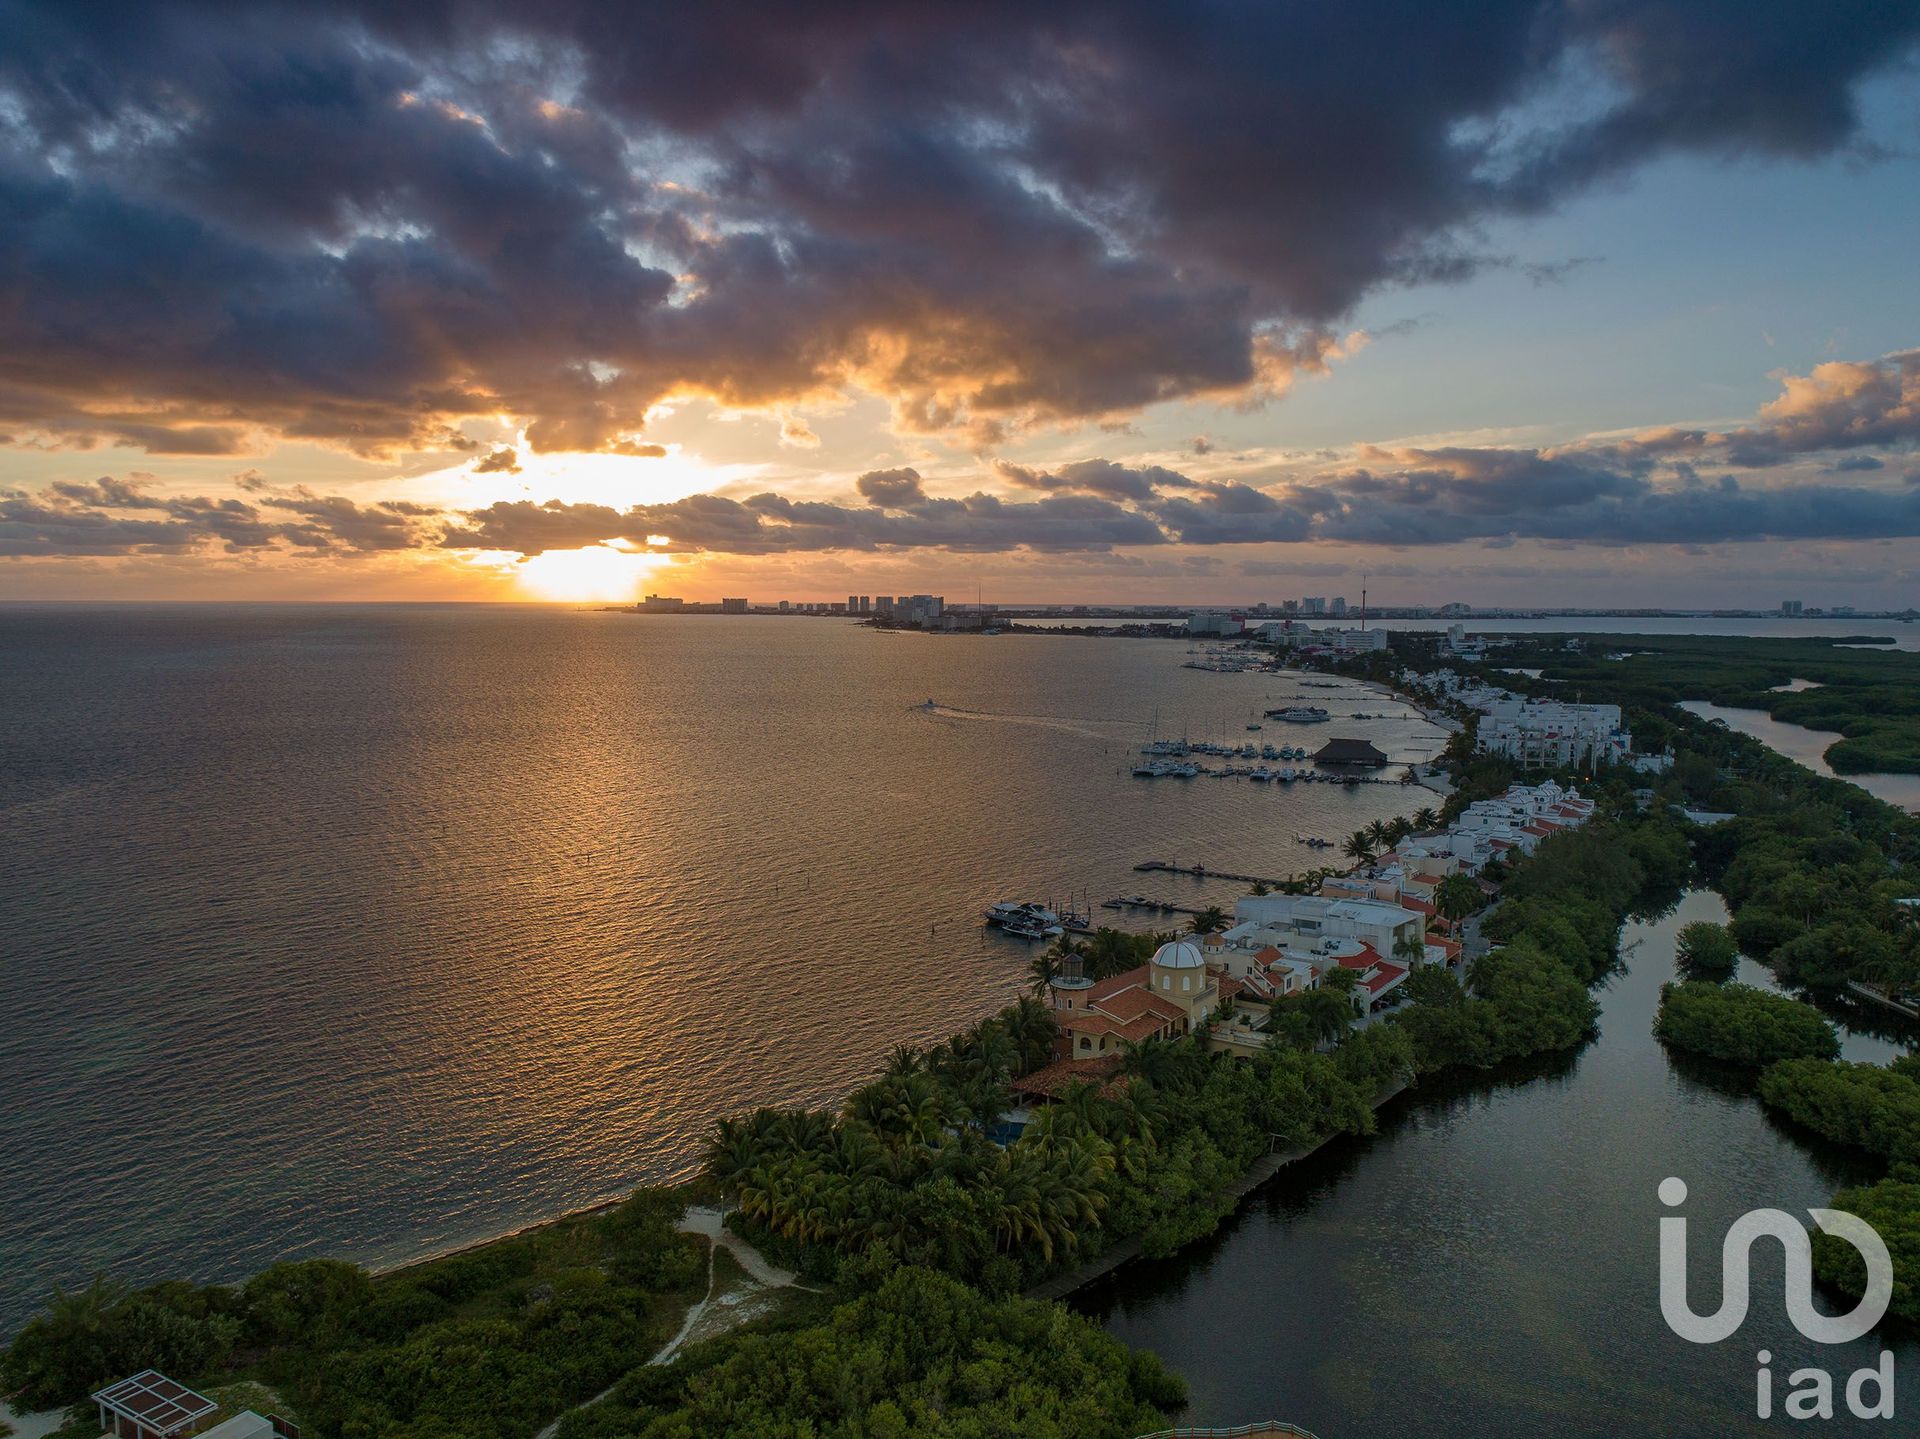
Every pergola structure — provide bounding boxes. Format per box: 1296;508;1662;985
92;1371;219;1439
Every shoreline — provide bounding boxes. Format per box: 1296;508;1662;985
1026;1075;1414;1304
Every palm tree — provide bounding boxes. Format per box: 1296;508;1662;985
1082;927;1139;980
1436;872;1481;934
1413;806;1439;832
1002;996;1059;1074
1301;986;1356;1046
1365;818;1393;851
704;1116;762;1191
1342;831;1376;864
1188;904;1228;935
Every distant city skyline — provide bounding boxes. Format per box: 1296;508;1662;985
2;5;1919;606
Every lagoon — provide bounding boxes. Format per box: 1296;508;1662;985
1079;891;1918;1435
1678;699;1920;813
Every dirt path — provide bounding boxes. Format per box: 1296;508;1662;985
531;1207;813;1438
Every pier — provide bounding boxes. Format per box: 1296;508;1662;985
1133;859;1307;887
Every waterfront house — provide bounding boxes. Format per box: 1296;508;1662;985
1050;939;1222;1059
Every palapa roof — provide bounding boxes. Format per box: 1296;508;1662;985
1312;737;1391;765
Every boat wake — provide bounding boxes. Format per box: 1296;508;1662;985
913;700;1132;739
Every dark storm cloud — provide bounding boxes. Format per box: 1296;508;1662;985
0;1;1914;456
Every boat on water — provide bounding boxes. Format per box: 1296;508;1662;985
984;900;1062;937
1267;705;1331;723
1294;833;1333;848
1247;766;1275;782
1245;721;1262;731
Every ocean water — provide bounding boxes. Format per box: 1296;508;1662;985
0;604;1441;1331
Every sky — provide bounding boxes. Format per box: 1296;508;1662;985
3;1;1920;608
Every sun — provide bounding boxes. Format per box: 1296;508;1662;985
513;545;662;601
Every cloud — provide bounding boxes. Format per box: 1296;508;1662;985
442;487;1165;556
779;414;822;449
473;448;522;474
1625;349;1920;468
17;341;1920;568
994;458;1192;503
1;479;437;556
0;2;1911;457
855;467;927;508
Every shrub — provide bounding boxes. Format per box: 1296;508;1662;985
1654;983;1839;1066
1674;921;1738;980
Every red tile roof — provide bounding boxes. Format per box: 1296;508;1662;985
1012;1055;1129;1100
1084;964;1150;1003
1097;986;1187;1025
1061;1007;1176;1044
1362;959;1408;995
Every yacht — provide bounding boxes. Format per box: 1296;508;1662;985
1267;705;1331;723
1247;766;1275;782
984;900;1060;932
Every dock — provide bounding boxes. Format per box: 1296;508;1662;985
1133;860;1307;887
1101;894;1212;917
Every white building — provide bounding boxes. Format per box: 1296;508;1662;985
1325;626;1389;652
1188;612;1246;637
1476;697;1632;769
1228;893;1425;959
